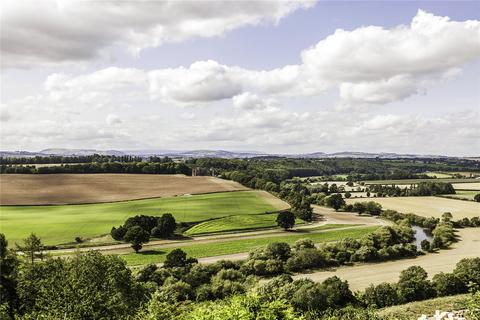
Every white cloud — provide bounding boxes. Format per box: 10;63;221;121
34;10;480;108
1;0;314;68
106;114;122;126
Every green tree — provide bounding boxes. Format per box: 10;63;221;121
0;234;19;318
152;213;177;238
397;266;435;303
442;212;453;222
325;194;345;211
362;282;399;308
16;233;43;265
276;211;295;230
345;192;352;199
453;258;480;287
124;226;150;253
432;272;466;296
164;248;197;268
474;194;480;202
353;202;366;215
420;239;431;252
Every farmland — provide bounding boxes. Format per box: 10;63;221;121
185;213;302;235
122;225;378;265
452;182;480;190
346;196;480;219
0;190;280;245
364;178;474;185
0;173;248;205
294;228;480;290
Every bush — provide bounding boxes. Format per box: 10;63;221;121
124;226;150;253
432;272;467;296
276;211;295;230
285;249;327;272
396;266;435;303
362;282;399;308
453;258;480;287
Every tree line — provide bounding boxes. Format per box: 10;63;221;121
0;161;191;175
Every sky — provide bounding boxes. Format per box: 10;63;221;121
1;0;479;156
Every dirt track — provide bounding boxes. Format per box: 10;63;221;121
293;228;480;290
0;174;248;205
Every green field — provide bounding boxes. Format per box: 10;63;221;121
425;171;454;178
122;225;378;265
0;191;276;245
185;213;303;235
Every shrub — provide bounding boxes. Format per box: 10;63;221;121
432;272;467;296
276;211;295;230
124;226;150;253
362;282;399;308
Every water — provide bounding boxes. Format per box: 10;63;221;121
412;225;433;249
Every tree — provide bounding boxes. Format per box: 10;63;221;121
276;211;295;230
16;233;43;265
442;212;453;222
152;213;177;238
0;234;19;318
362;283;399;308
344;192;351;199
420;239;431;252
163;248;197;268
397;266;435;302
325;194;345;211
432;272;466;296
353;202;366;215
453;258;480;287
124;226;150;253
474;194;480;202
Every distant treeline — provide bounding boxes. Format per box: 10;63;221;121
0;154;176;165
369;181;456;197
188;157;480;180
0;162;191;175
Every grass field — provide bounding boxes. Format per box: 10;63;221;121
0;174;248;205
377;294;469;319
185;213;303;235
122;225;378;265
346;196;480;219
0;191;278;245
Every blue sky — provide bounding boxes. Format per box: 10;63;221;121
1;1;479;155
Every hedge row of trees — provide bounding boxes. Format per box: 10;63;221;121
0;154;144;164
369;181;456;197
3;232;478;319
0;161;191;175
111;214;177;252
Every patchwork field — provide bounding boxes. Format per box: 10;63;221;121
0;191;279;245
443;190;479;201
346;196;480;219
0;174;248;205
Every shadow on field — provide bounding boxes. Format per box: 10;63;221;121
137;250;167;256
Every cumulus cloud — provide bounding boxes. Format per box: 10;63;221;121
1;0;314;68
34;10;480;108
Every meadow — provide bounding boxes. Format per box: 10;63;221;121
185;213;303;235
122;225;378;265
452;182;480;190
0;191;278;245
346;196;480;219
442;190;479;201
0;173;247;205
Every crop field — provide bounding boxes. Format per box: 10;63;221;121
122;225;378;265
0;174;248;205
452;182;480;190
346;196;480;219
0;191;279;245
425;171;454;178
185;213;302;235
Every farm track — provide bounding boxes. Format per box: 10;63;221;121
50;206;386;255
292;228;480;290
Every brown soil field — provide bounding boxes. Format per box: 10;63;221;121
0;174;248;205
293;228;480;290
346;196;480;219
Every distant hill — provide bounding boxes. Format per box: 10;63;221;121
0;148;453;159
